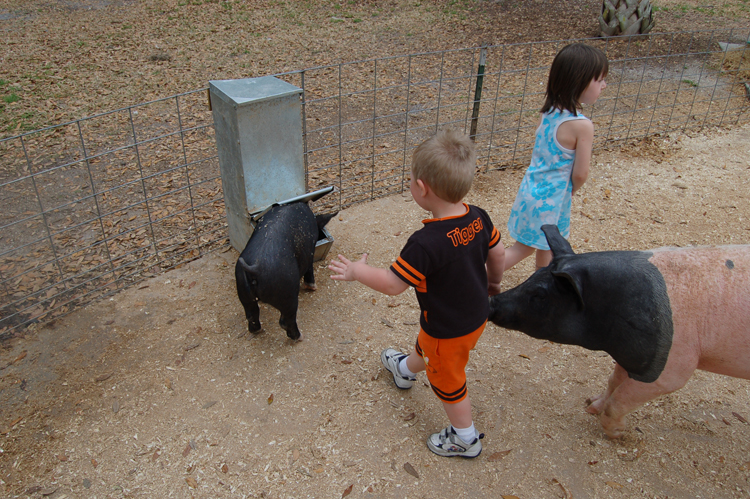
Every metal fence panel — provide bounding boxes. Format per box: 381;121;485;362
1;31;748;336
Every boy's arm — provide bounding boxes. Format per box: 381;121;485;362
329;254;409;296
570;119;594;196
486;241;505;296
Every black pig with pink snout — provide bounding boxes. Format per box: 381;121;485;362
489;224;750;438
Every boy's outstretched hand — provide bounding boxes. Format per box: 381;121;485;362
328;253;368;281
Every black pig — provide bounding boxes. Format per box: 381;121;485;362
235;202;336;341
490;224;672;384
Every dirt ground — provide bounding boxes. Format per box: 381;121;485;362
2;1;750;498
0;122;748;498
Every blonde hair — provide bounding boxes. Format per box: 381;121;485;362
411;129;476;203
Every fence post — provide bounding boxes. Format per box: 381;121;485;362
469;46;488;141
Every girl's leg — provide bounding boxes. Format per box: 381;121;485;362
535;249;552;269
504;241;536;270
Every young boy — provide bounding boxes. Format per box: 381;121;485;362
328;129;505;458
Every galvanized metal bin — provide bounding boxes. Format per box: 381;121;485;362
209;76;306;251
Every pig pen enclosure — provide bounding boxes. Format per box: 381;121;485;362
1;30;750;498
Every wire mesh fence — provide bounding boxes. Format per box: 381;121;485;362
1;30;748;336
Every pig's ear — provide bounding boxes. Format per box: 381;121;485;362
315;212;338;229
237;257;259;276
541;225;574;258
551;268;585;310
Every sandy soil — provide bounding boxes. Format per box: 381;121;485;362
2;1;750;497
0;123;748;498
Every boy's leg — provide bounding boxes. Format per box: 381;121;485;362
442;398;473;429
381;348;422;389
503;241;535;270
420;326;485;458
405;352;425;374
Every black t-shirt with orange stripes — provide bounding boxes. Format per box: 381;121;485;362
390;203;501;339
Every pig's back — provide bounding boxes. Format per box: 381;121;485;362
648;245;750;379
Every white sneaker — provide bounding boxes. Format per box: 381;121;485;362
380;348;415;389
427;426;484;458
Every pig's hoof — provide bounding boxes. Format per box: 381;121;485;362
600;416;625;439
585;394;605;414
603;428;624;439
302;282;317;291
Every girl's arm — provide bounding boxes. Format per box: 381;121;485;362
486;241;505;296
329;254;409;296
569;119;595;196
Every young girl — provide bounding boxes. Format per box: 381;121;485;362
505;43;608;270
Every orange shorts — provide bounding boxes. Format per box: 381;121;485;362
414;321;486;404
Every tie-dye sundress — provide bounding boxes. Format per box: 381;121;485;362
507;108;589;250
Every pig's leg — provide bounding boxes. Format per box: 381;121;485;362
277;283;302;341
586;362;629;414
279;311;301;341
593;369;693;439
235;271;262;333
302;266;316;291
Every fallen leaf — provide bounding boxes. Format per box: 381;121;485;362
41;488;57;496
185;477;198;489
403;462;419;479
606;481;624;489
94;372;113;382
341;359;352;364
380;318;394;328
151;449;161;461
518;354;530;359
221;463;228;473
91;458;98;468
537;346;549;353
342;484;353;497
12;351;27;363
403;412;416;421
268;394;274;404
733;411;748;424
552;478;572;498
501;496;520;499
292;449;300;463
739;462;750;471
57;454;68;461
183;443;192;457
487;449;512;462
202;401;217;409
188;281;197;289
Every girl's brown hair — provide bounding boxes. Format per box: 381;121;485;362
541;43;609;116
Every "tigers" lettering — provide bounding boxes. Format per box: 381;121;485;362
446;217;483;247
